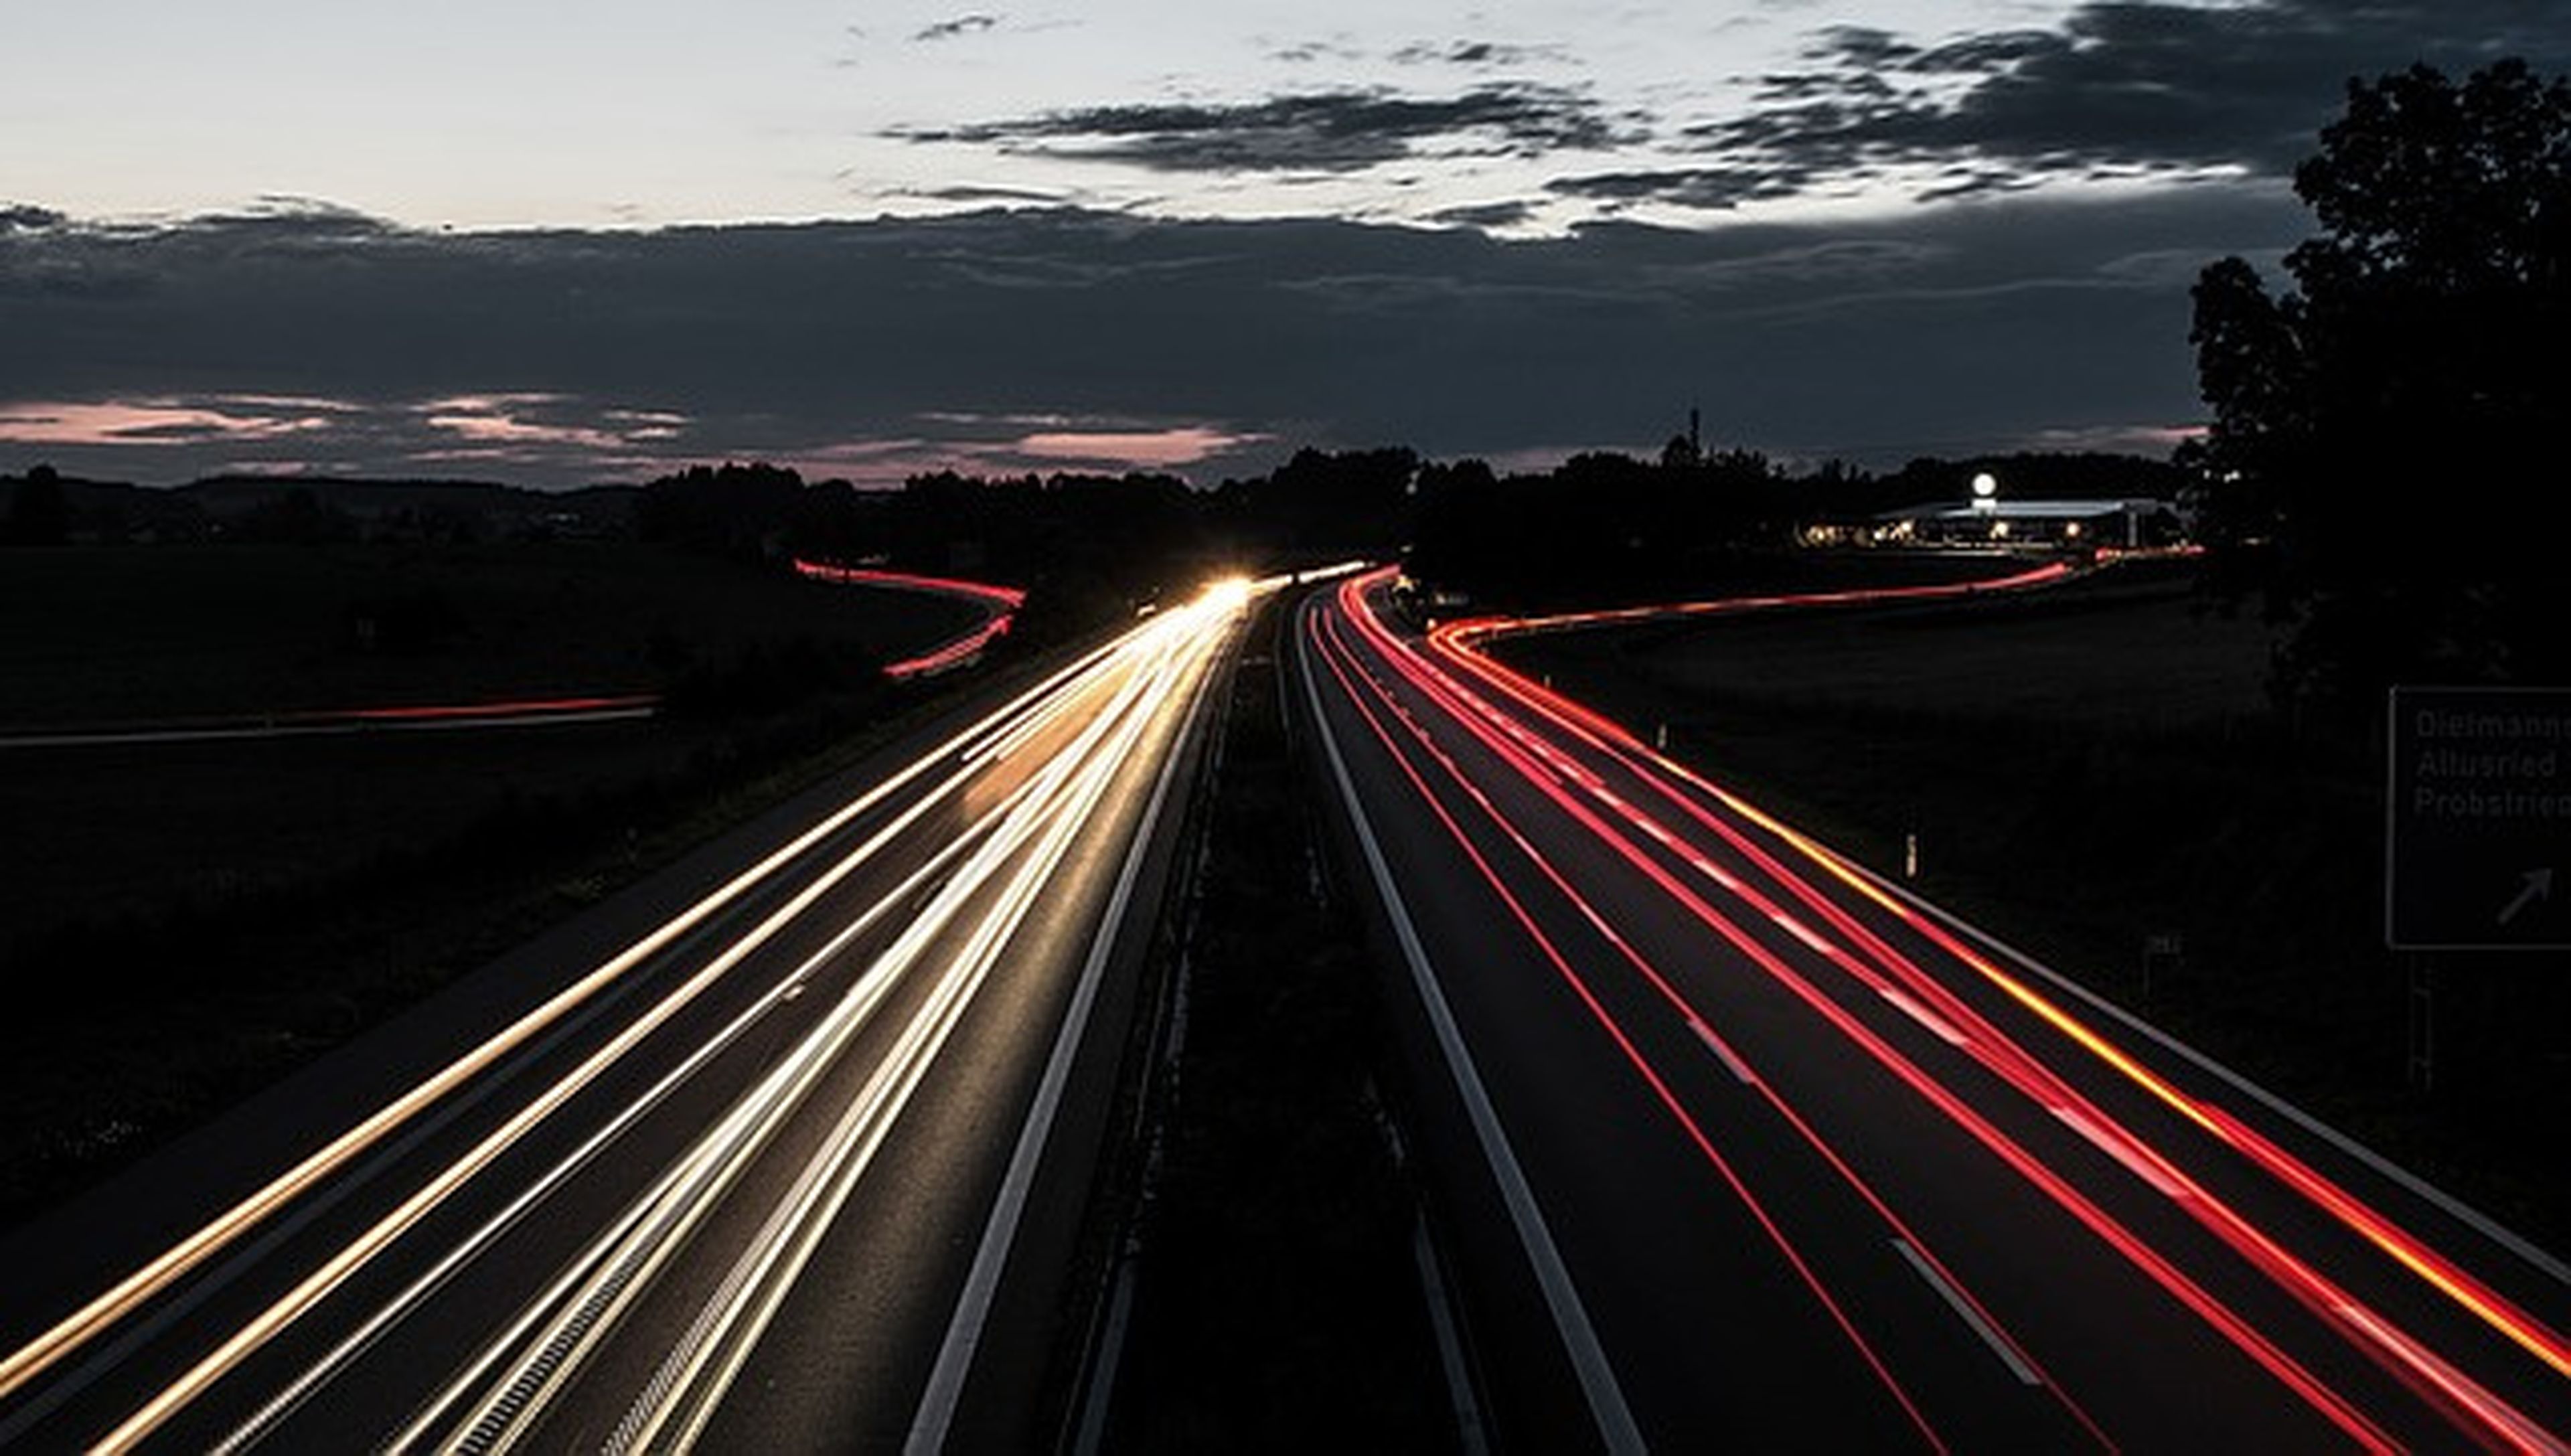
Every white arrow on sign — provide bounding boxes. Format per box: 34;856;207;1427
2497;868;2555;926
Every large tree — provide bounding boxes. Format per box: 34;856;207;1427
2189;59;2571;706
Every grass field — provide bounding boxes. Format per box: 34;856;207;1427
0;541;982;724
1506;557;2571;1255
1624;563;2279;730
0;541;1001;1220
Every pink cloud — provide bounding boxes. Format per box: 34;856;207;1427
1013;426;1265;469
0;399;334;446
423;410;629;451
2022;422;2207;454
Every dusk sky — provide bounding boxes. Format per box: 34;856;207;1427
6;1;2563;486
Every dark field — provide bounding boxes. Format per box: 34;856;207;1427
0;541;980;724
1508;558;2571;1255
0;543;984;934
0;542;996;1218
1624;563;2278;730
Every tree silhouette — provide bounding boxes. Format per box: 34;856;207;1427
5;465;69;546
2189;59;2571;704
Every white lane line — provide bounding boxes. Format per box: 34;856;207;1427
1877;985;1968;1048
1300;603;1645;1455
1687;1019;1759;1086
2049;1107;2191;1201
211;799;1024;1455
2329;1301;2562;1455
1415;1214;1492;1456
906;621;1227;1452
0;636;1136;1422
1889;1239;2043;1387
1768;910;1835;957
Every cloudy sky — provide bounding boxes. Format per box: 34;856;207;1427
5;1;2562;485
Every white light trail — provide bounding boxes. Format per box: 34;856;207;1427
42;584;1257;1453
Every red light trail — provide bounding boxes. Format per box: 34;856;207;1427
1302;561;2569;1451
791;558;1027;681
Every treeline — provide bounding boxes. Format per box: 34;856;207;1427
1416;448;2183;605
7;440;2187;635
634;452;1437;641
629;447;2187;624
0;467;634;546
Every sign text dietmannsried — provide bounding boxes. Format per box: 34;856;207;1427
2387;687;2571;951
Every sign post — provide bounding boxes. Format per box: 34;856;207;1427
2385;687;2571;951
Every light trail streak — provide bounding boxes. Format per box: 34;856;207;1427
19;586;1247;1451
1317;601;2130;1447
333;696;661;724
1368;565;2570;1449
1324;572;2406;1450
1310;604;1952;1451
94;705;1079;1451
432;607;1209;1452
208;760;1048;1455
6;564;1036;752
1428;572;2571;1393
0;697;659;748
0;634;1133;1413
791;559;1029;681
607;648;1184;1453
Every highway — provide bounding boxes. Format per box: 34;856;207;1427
1299;566;2571;1451
0;576;1254;1452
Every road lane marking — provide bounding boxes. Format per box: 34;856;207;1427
1768;910;1835;957
907;605;1232;1453
1877;985;1968;1048
1890;1239;2043;1387
2049;1107;2190;1201
1844;861;2571;1290
1300;601;1645;1455
1687;1018;1760;1086
1416;1214;1492;1456
0;635;1142;1421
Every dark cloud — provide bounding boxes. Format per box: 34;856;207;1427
894;83;1637;174
1429;199;1541;230
1806;25;1919;72
1547;165;1815;211
911;13;998;43
898;183;1073;204
2;191;2307;483
1628;0;2571;209
1267;39;1365;65
1388;39;1569;68
187;195;402;240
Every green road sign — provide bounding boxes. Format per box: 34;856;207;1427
2386;686;2571;951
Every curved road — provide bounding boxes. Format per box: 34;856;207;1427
1300;566;2571;1451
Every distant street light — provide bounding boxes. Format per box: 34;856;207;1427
1971;471;1999;512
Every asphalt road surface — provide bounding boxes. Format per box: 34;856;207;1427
1299;566;2571;1453
0;579;1253;1453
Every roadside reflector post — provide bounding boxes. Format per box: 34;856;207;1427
1654;722;1668;751
1903;831;1920;880
2142;931;2184;1000
2408;955;2436;1096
